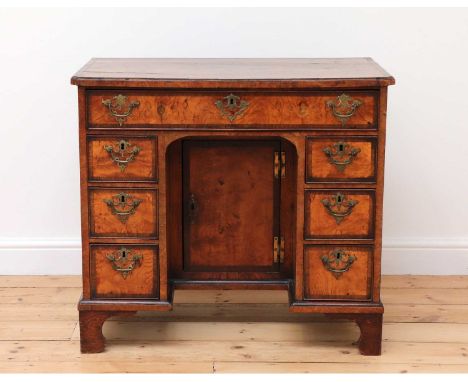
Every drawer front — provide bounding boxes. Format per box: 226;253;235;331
88;91;377;128
304;190;374;239
303;245;372;300
88;136;158;182
305;137;376;183
89;189;158;238
91;244;159;299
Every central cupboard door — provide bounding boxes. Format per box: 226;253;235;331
182;140;280;275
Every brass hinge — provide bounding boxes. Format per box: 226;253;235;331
274;151;286;178
273;236;285;264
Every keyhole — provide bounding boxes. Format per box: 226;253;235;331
120;142;126;151
229;98;235;106
338;144;344;152
122;250;127;259
336;252;342;260
120;195;126;203
337;195;343;203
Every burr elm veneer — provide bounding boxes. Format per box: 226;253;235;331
71;58;395;355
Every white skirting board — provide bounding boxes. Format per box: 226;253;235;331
0;237;467;275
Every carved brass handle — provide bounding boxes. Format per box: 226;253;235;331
102;94;140;126
103;192;142;223
326;94;362;126
322;141;361;172
106;247;143;279
321;192;359;224
187;193;198;224
215;93;249;122
321;249;356;279
104;139;141;172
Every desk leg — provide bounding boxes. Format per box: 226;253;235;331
79;310;136;353
326;313;383;355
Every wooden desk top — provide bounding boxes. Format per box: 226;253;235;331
71;58;395;88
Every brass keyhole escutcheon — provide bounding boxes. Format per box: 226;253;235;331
321;249;356;279
321;192;359;224
104;139;141;172
106;247;143;279
188;193;198;224
103;192;143;223
322;141;361;172
215;93;249;122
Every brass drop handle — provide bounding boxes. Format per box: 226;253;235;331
321;249;356;279
104;139;141;172
102;94;140;126
103;192;142;223
322;141;361;172
326;94;362;126
188;193;198;224
106;247;143;279
321;192;359;224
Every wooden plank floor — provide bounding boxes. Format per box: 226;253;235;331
0;275;468;373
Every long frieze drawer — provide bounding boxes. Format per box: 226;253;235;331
303;245;372;301
305;137;377;183
304;190;374;239
90;244;159;299
88;136;158;182
89;189;158;238
87;91;377;128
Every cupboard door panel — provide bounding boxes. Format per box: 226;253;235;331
183;140;280;273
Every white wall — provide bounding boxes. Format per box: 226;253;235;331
0;8;467;275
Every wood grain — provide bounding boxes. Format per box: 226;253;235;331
303;245;372;300
183;140;279;274
88;136;157;181
89;188;158;238
91;245;158;299
305;137;376;182
73;57;395;354
1;276;468;372
71;58;395;88
304;190;375;239
87;91;377;128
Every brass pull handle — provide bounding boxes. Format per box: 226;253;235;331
106;247;143;279
104;139;141;172
326;94;362;126
321;249;356;279
102;94;140;126
321;192;359;224
103;192;142;223
187;193;198;224
322;141;361;172
215;93;249;122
